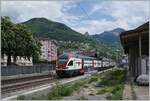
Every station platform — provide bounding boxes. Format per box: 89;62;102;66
133;85;149;100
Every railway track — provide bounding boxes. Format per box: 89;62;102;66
2;72;89;96
1;73;57;96
2;73;55;85
1;67;113;97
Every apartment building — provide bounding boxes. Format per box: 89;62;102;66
39;38;58;61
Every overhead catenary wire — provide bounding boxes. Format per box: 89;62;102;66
77;3;112;59
77;3;100;34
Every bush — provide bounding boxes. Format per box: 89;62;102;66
95;69;126;100
111;85;122;94
60;86;73;96
111;89;122;100
83;84;89;88
88;77;98;83
73;82;83;90
106;84;124;100
47;81;84;100
15;81;85;100
97;88;106;94
97;87;114;94
96;69;127;86
48;85;73;100
17;95;25;100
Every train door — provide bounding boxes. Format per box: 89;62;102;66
74;59;78;69
73;58;82;69
74;58;83;75
83;60;88;72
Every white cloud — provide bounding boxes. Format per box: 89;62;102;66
2;1;70;23
108;1;149;25
1;0;83;30
73;19;120;34
2;1;149;35
74;1;149;34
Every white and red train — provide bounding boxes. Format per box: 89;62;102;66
56;53;115;77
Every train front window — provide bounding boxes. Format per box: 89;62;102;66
58;59;66;64
58;54;69;64
59;54;68;59
68;61;73;66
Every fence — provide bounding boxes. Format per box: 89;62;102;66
1;64;55;76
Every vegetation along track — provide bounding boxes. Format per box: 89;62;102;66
2;73;87;96
2;68;113;97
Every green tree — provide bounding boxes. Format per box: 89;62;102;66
1;16;15;65
1;16;41;65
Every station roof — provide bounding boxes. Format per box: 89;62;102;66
121;22;149;36
120;22;149;53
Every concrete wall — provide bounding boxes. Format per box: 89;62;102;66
1;64;55;76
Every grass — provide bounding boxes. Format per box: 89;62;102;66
96;69;127;86
16;69;127;100
31;95;45;100
95;69;127;100
83;84;89;88
88;77;98;83
97;86;114;94
79;96;88;100
47;84;74;100
47;81;85;100
106;84;124;100
97;88;106;94
21;81;86;100
17;95;26;100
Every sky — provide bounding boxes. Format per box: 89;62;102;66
1;0;149;35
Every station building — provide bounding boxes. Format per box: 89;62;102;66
120;22;149;79
39;38;58;62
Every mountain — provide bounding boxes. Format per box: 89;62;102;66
92;28;125;45
21;17;123;59
22;17;96;43
84;32;90;37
